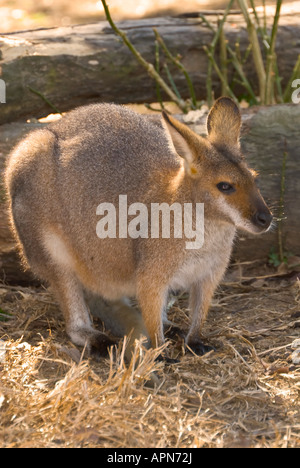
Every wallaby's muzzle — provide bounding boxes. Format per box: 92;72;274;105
249;193;273;233
252;209;273;231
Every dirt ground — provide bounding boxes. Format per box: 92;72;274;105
0;261;299;448
1;0;299;33
0;0;224;33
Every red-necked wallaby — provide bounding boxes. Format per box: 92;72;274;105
5;97;272;359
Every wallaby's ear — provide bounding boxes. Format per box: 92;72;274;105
207;97;241;147
162;111;204;176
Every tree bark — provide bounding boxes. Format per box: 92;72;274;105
0;12;300;124
0;103;300;284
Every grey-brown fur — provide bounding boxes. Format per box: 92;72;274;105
5;98;272;359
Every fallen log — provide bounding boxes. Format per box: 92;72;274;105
0;12;300;124
0;121;44;285
0;103;299;285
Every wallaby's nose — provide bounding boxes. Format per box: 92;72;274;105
254;211;273;229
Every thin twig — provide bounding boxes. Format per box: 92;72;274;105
226;45;258;104
203;46;237;102
153;28;197;109
278;139;288;263
28;86;62;115
164;63;182;101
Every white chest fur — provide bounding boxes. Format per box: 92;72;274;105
169;222;236;291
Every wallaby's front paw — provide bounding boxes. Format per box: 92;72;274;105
187;339;215;356
89;332;118;360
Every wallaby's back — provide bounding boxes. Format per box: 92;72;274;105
6;104;183;299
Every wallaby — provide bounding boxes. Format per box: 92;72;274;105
5;97;272;359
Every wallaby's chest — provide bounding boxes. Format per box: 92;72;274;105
169;223;235;291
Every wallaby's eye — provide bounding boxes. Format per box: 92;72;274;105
217;182;235;194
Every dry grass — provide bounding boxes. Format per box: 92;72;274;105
0;262;299;448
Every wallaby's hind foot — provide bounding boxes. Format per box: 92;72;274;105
187;338;215;356
163;323;185;340
46;272;115;360
57;284;117;358
55;281;118;359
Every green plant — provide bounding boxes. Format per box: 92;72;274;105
101;0;191;113
268;248;284;267
268;248;296;268
0;307;11;322
100;0;299;110
27;1;299;114
203;0;293;106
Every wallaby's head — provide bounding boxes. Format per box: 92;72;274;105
162;97;273;234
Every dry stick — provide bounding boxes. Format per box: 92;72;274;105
238;0;266;103
265;0;282;105
100;0;188;113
